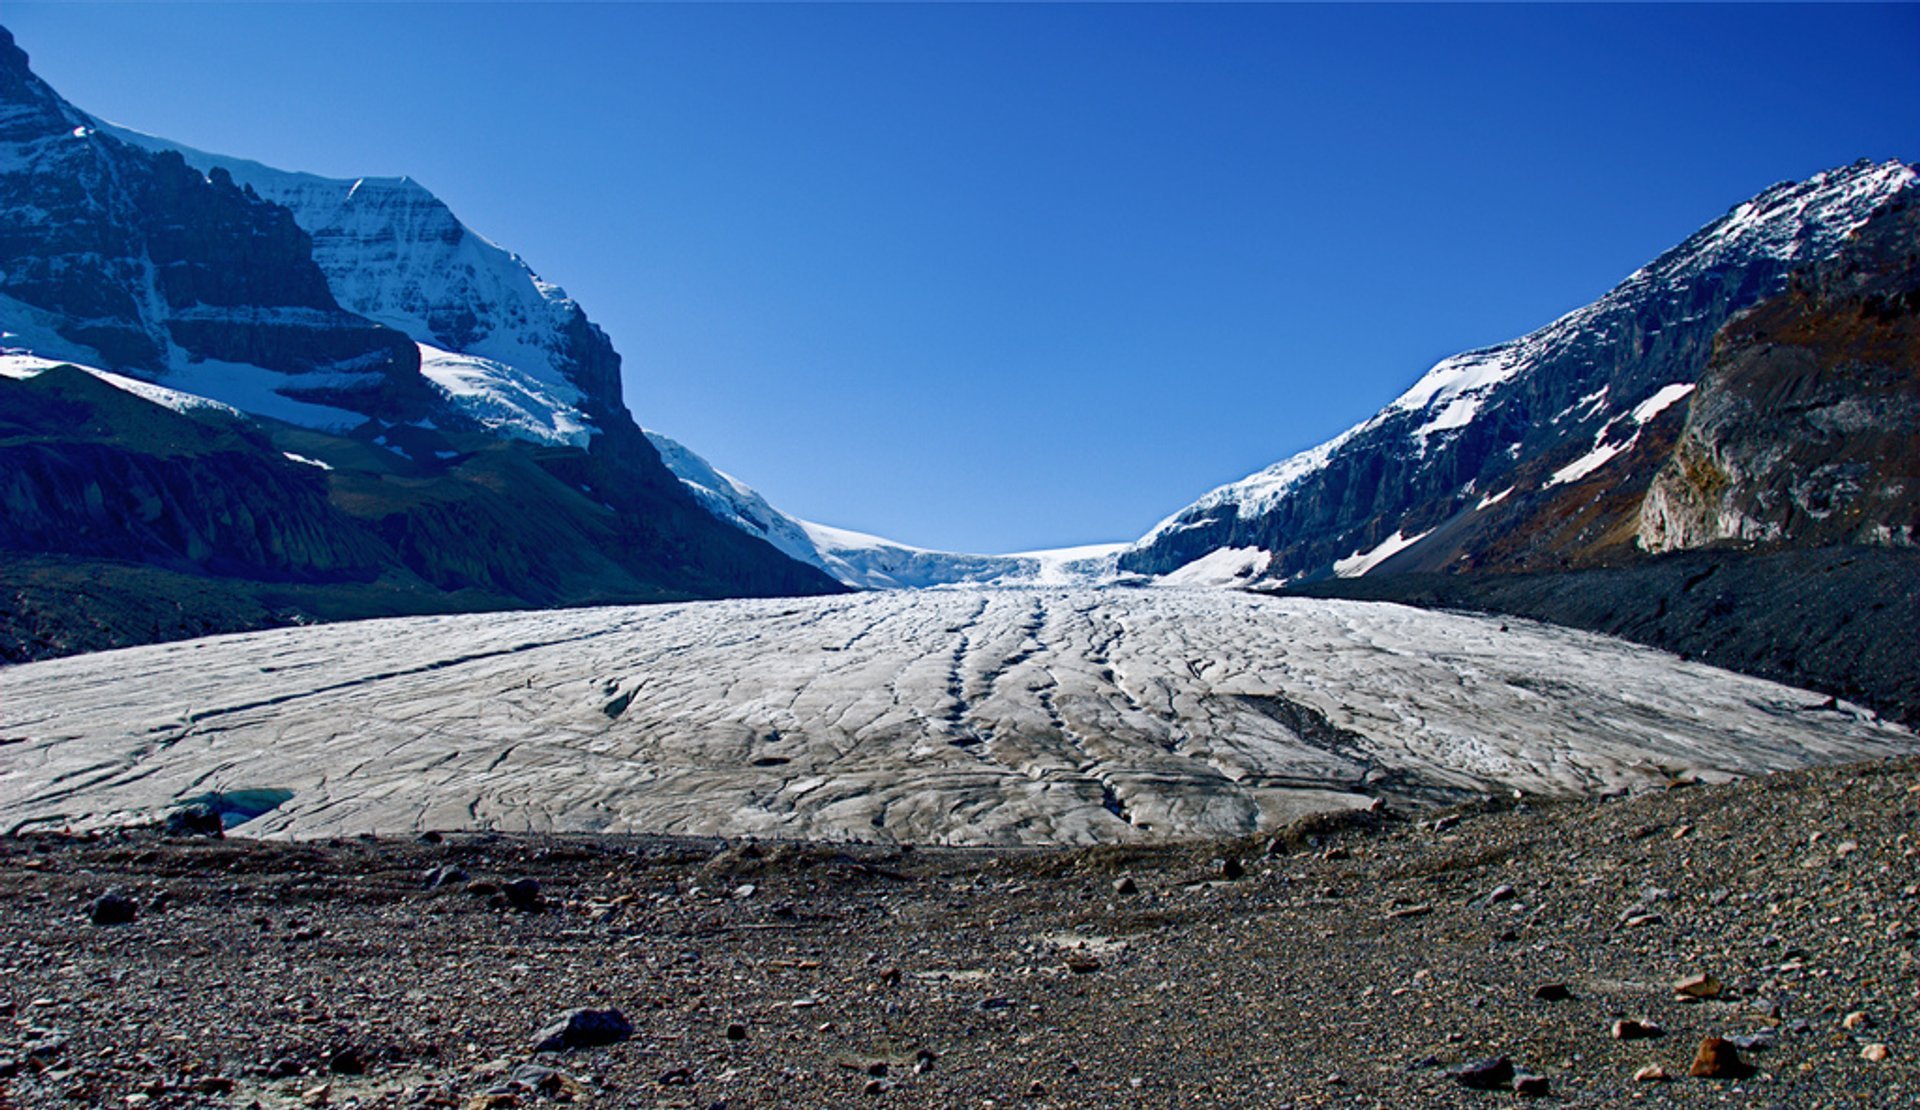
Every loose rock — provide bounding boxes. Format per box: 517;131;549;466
1674;971;1723;999
1612;1019;1664;1040
531;1008;633;1053
1449;1055;1515;1090
1687;1036;1753;1079
88;892;138;926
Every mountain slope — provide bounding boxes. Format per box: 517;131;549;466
0;26;841;660
1121;160;1917;584
645;429;1124;588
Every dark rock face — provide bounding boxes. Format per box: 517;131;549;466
1122;162;1915;583
0;30;427;422
1639;194;1920;553
1280;545;1920;726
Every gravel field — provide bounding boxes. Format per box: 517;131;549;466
2;756;1916;1108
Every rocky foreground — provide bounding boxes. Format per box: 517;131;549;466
2;756;1915;1108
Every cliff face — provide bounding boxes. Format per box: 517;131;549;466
1637;195;1920;553
0;30;428;425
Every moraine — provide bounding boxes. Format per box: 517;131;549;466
2;589;1910;844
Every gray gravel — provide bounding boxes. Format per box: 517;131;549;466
1;756;1915;1107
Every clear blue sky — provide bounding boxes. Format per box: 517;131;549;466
9;4;1919;554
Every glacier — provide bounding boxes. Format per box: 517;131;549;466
3;588;1909;845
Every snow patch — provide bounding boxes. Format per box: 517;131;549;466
417;343;590;447
1475;486;1515;511
1159;546;1273;587
1332;529;1432;578
0;351;245;419
281;452;333;471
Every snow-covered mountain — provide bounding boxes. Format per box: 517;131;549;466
645;429;1124;589
0;25;840;661
1120;160;1918;584
93;123;618;451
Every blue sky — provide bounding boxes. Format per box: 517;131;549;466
9;4;1919;553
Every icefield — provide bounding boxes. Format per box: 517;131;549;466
2;589;1910;845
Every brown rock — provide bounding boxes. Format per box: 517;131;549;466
1861;1043;1891;1063
1633;1064;1671;1082
1674;972;1723;999
1612;1019;1664;1040
1687;1036;1753;1079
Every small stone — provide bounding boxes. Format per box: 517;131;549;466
193;1077;236;1095
1450;1055;1515;1090
1219;857;1244;880
301;1082;331;1108
1861;1043;1891;1063
657;1067;691;1086
1611;1019;1664;1041
726;1022;749;1042
1673;972;1722;999
1321;846;1351;861
1687;1036;1753;1079
1727;1028;1777;1052
465;1096;518;1110
1387;903;1433;920
1431;815;1461;833
328;1047;370;1075
1485;884;1517;904
862;1078;886;1095
502;878;544;912
913;1048;936;1075
465;880;501;897
1024;1080;1047;1098
88;892;138;926
163;805;224;838
424;865;469;890
1532;983;1573;1001
866;1061;888;1078
1633;1064;1670;1083
1112;876;1138;895
1065;954;1101;974
879;967;903;986
1842;1010;1870;1030
531;1008;633;1053
1514;1074;1550;1097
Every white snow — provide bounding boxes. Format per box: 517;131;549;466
416;343;590;447
1546;383;1698;489
1474;486;1515;511
1158;546;1273;587
281;452;333;471
0;351;244;419
1547;438;1635;487
1331;529;1433;578
158;355;368;431
2;589;1908;844
1629;382;1696;424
